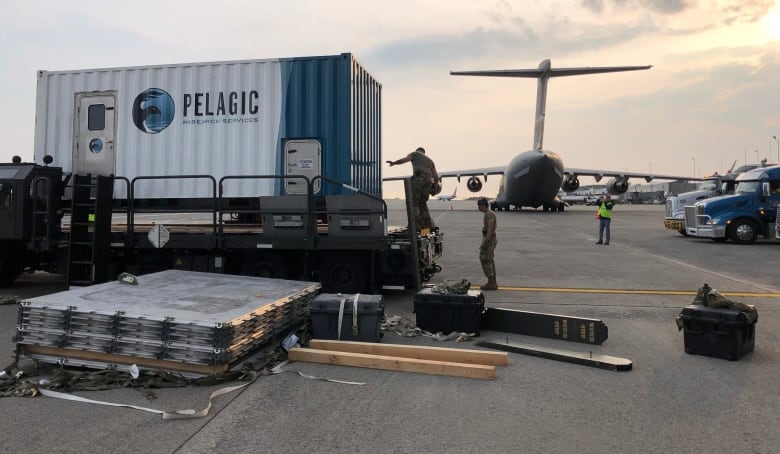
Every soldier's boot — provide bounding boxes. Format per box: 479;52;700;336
480;276;498;291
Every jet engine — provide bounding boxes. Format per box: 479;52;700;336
466;176;483;193
606;176;630;195
561;175;580;192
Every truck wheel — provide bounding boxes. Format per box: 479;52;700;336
728;219;758;244
677;228;688;237
320;253;367;294
241;254;288;279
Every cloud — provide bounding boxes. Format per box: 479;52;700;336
582;0;692;14
366;16;658;73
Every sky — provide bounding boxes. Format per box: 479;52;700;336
1;0;779;198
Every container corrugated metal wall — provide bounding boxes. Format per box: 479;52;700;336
277;54;382;197
33;53;382;198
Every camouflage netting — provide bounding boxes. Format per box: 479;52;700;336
693;283;757;315
430;279;471;295
675;283;758;330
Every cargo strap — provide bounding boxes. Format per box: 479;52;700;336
380;315;474;342
336;294;361;340
39;383;250;419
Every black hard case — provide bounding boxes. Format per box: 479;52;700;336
413;288;485;335
679;304;757;361
310;293;384;342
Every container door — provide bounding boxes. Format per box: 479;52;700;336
74;92;117;176
284;139;321;195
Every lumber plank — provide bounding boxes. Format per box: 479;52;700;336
20;344;228;376
288;347;496;379
309;339;508;366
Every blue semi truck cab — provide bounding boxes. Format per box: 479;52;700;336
685;165;780;244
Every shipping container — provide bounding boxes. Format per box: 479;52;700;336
33;53;382;199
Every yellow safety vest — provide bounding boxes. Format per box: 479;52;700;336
598;202;612;219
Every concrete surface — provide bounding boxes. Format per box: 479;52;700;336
1;201;778;454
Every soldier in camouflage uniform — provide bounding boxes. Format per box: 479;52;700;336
386;147;439;231
477;197;497;290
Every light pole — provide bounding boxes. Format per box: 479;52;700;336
755;149;759;164
774;136;779;162
692;157;695;177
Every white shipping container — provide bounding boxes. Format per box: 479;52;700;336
33;54;382;199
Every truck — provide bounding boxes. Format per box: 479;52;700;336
663;162;771;235
664;173;738;235
0;53;443;292
684;165;780;244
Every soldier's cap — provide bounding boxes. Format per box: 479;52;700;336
477;197;489;206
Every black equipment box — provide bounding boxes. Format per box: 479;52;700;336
310;293;384;342
679;304;757;361
413;288;484;335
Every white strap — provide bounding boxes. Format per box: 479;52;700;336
39;383;249;420
337;296;346;341
352;294;360;336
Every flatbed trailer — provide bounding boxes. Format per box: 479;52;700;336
0;164;442;292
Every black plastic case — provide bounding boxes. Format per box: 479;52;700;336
679;304;757;361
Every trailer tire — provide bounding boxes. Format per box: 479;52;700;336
241;254;288;279
0;259;19;287
728;219;758;244
320;253;367;294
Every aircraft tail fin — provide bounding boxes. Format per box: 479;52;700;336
451;60;652;152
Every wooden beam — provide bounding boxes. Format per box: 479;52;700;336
288;348;496;379
309;339;508;366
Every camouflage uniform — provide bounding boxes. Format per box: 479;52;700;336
480;210;497;278
408;151;436;230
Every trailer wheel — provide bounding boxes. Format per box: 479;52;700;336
0;258;19;287
241;254;288;279
728;219;758;244
320;253;367;294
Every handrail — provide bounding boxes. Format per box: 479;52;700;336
129;175;218;241
311;175;388;219
113;177;131;243
218;175;314;247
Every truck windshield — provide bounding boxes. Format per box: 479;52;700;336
700;179;719;191
735;181;760;194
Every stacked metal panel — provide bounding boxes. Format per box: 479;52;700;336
16;270;320;375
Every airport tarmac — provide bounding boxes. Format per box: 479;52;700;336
1;201;778;454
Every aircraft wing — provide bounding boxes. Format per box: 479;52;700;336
563;167;702;183
383;166;505;182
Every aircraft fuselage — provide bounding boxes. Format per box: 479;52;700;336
494;150;564;209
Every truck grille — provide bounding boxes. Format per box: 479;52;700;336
665;200;673;217
684;205;699;228
776;208;779;239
